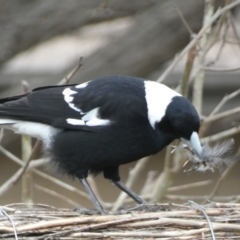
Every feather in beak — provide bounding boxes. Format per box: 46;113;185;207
175;139;238;172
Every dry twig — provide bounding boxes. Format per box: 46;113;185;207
157;0;240;83
0;202;240;239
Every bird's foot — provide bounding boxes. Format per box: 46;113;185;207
74;206;108;215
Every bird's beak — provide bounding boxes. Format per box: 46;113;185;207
189;131;203;156
181;131;203;156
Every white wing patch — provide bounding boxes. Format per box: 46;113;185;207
63;84;110;128
66;107;111;127
62;88;77;103
62;88;84;113
82;108;99;122
66;118;85;125
144;81;180;129
75;81;89;89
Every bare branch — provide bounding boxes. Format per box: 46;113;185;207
175;6;194;35
204;106;240;124
203;66;240;72
210;88;240;116
202;149;240;204
167;180;212;192
35;184;79;207
58;57;83;85
201;126;240;143
157;0;240;83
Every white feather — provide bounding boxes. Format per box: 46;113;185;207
75;81;89;89
66;118;85;125
82;108;99;122
144;81;180;129
0;119;16;125
62;88;77;103
86;118;110;126
62;88;84;113
66;107;111;127
0;119;59;147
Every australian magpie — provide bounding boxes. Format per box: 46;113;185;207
0;76;202;213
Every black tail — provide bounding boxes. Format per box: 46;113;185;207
0;93;28;104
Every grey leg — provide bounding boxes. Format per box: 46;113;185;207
113;181;147;204
80;178;107;214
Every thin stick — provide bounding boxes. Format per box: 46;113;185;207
201;126;240;143
206;15;228;67
178;46;196;97
228;11;240;50
202;153;240;204
188;201;216;240
175;6;194;35
204;106;240;124
167;180;212;192
157;0;240;83
166;194;240;202
140;170;157;195
200;89;240;137
193;0;214;113
0;128;4;143
21;80;32;203
0;145;23;166
34;184;79;207
0;146;89;201
14;140;41;185
203;66;240;72
210;88;240;116
150;144;174;203
38;216;158;238
0;158;48;196
33;170;90;201
0;206;18;240
57;57;83;85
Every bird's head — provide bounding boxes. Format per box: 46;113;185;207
164;96;202;156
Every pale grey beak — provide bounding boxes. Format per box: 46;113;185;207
181;131;203;156
190;131;203;156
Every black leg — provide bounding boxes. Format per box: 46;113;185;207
80;178;107;214
113;180;147;205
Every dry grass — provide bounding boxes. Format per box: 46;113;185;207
0;202;240;239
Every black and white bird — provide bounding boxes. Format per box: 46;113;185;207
0;76;202;213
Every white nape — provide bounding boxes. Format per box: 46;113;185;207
144;81;180;129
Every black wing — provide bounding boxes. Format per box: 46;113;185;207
0;76;148;131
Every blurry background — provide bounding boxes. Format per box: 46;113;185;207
0;0;240;209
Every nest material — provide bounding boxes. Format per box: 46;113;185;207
179;139;239;172
0;202;240;239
